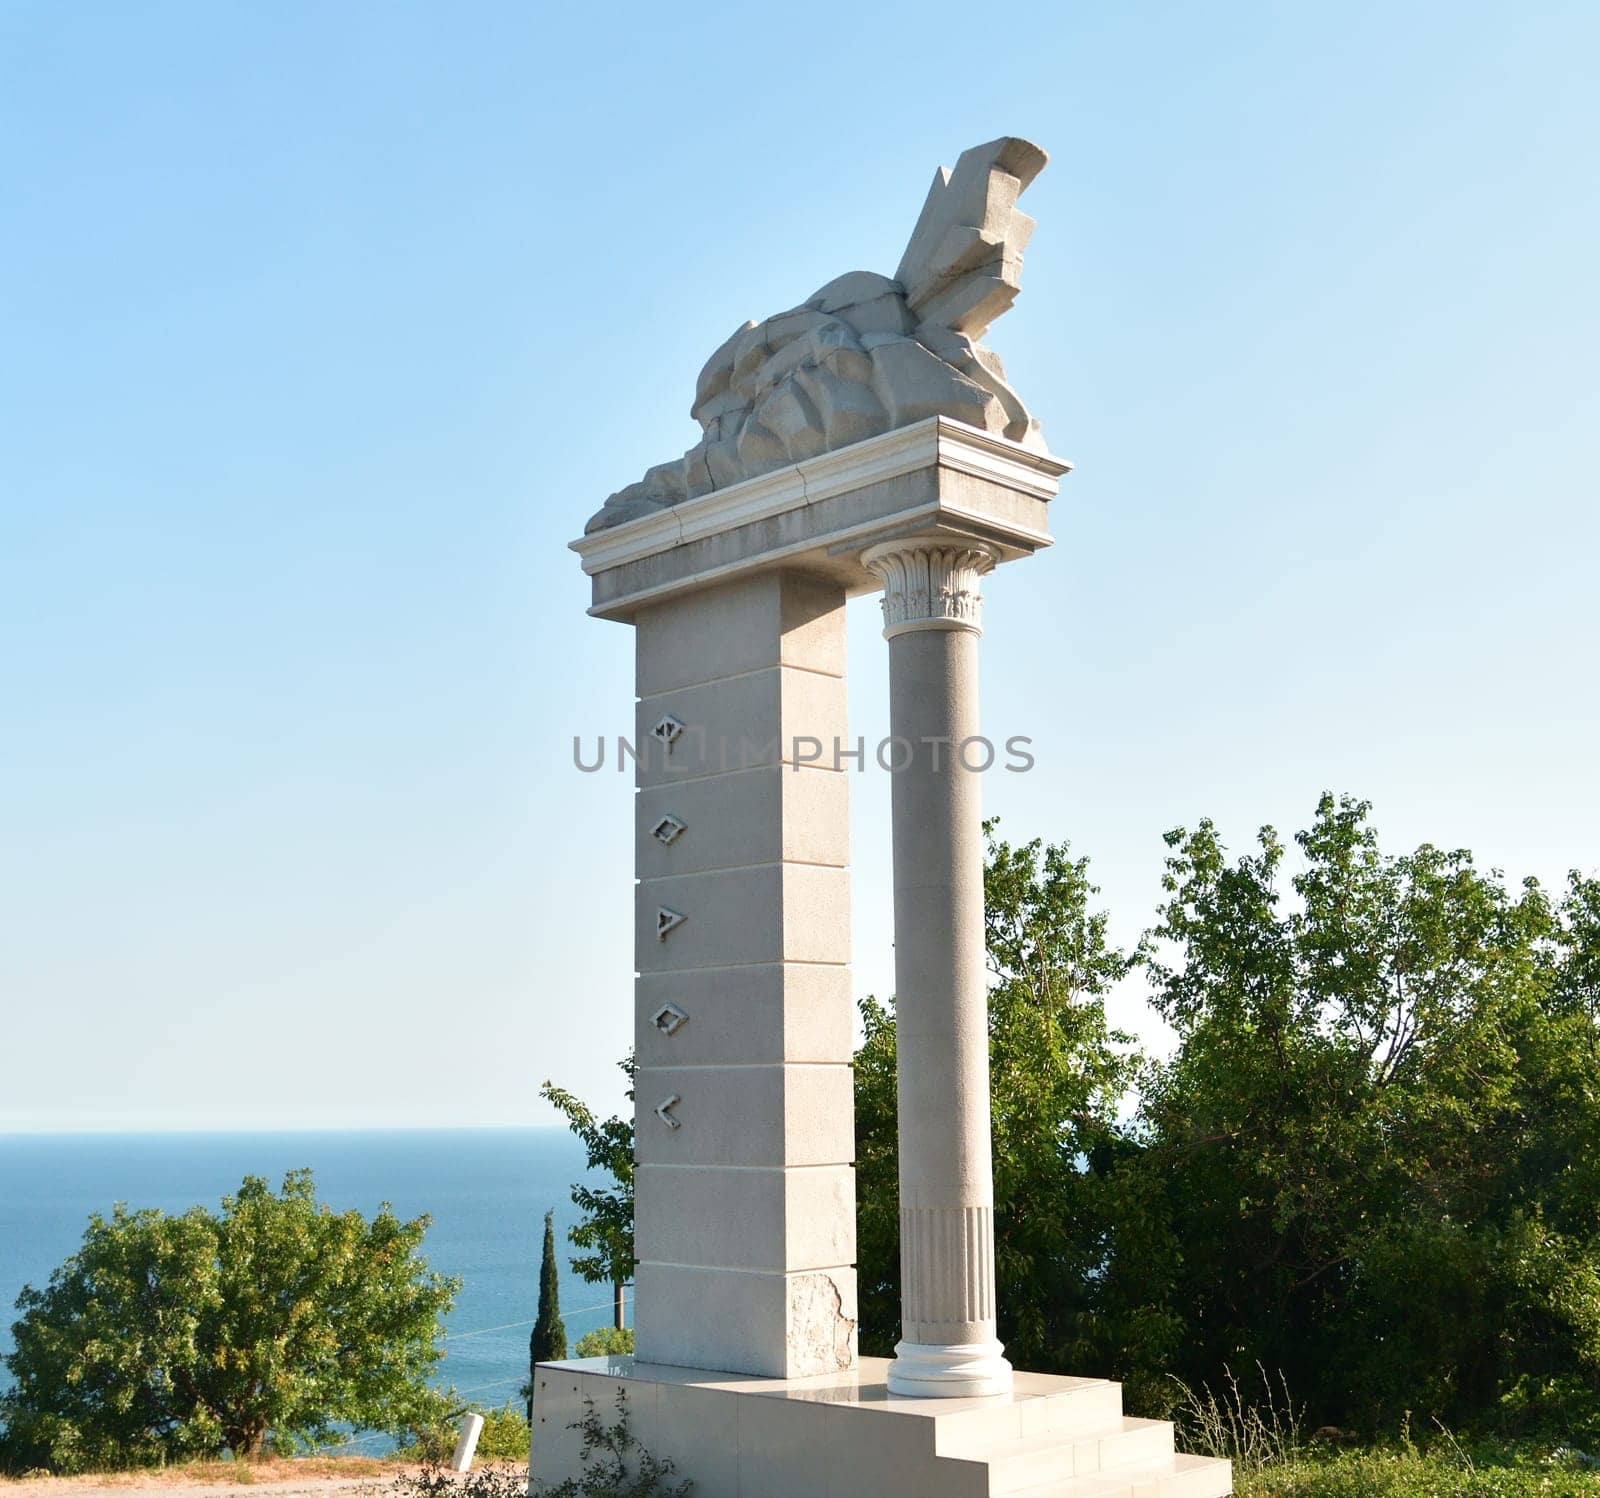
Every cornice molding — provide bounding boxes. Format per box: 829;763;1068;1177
571;417;1071;578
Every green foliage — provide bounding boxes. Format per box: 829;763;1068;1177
855;796;1600;1446
537;1388;690;1497
0;1169;458;1473
540;1059;635;1308
532;1210;568;1367
852;991;901;1357
399;1404;529;1467
474;1405;532;1464
1115;794;1600;1440
573;1327;635;1359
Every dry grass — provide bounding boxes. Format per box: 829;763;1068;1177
1170;1362;1305;1476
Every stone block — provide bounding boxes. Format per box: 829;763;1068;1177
633;1163;855;1271
651;1382;740;1498
634;862;850;972
530;1367;670;1495
632;666;848;788
635;572;845;696
633;1062;854;1169
635;763;848;879
632;1263;858;1379
634;963;852;1069
734;1389;829;1498
528;1364;589;1480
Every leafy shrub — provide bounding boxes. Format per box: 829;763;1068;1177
538;1389;689;1497
573;1327;634;1359
474;1406;531;1464
398;1404;528;1465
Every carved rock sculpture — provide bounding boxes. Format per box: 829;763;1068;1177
585;137;1049;534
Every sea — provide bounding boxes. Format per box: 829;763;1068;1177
0;1129;606;1451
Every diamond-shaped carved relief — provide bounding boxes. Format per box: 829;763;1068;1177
651;814;687;846
651;1002;689;1036
650;714;686;751
656;907;687;941
655;1094;681;1130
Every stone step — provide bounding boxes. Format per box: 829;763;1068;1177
929;1377;1125;1455
1021;1379;1128;1439
1006;1452;1234;1498
943;1416;1174;1494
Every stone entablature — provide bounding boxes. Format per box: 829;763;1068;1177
570;416;1067;623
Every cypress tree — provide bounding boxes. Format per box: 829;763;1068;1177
529;1209;566;1406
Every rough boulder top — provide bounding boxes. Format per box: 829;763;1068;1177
585;137;1051;535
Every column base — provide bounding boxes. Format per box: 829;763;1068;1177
887;1337;1013;1398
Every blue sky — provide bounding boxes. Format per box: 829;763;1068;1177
2;1;1595;1131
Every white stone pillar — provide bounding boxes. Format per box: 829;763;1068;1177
630;570;858;1380
861;539;1012;1399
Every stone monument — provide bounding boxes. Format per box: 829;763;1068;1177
533;139;1233;1498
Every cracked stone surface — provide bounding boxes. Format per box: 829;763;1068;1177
585;137;1049;534
787;1271;857;1376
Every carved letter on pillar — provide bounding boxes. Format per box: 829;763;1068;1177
651;813;688;845
651;714;686;750
651;1002;689;1036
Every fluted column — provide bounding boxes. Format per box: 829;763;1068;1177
861;539;1012;1399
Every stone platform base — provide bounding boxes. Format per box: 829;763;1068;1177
530;1354;1231;1498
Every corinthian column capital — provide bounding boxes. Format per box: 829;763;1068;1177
860;540;1001;640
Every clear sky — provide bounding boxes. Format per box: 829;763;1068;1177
2;1;1595;1132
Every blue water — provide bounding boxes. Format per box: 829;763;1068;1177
0;1129;616;1446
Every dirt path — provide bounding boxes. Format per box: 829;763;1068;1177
5;1481;385;1498
0;1463;414;1498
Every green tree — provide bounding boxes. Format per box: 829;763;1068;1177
532;1208;568;1362
526;1208;567;1419
854;820;1139;1367
541;1056;635;1331
1114;793;1600;1438
0;1169;457;1473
